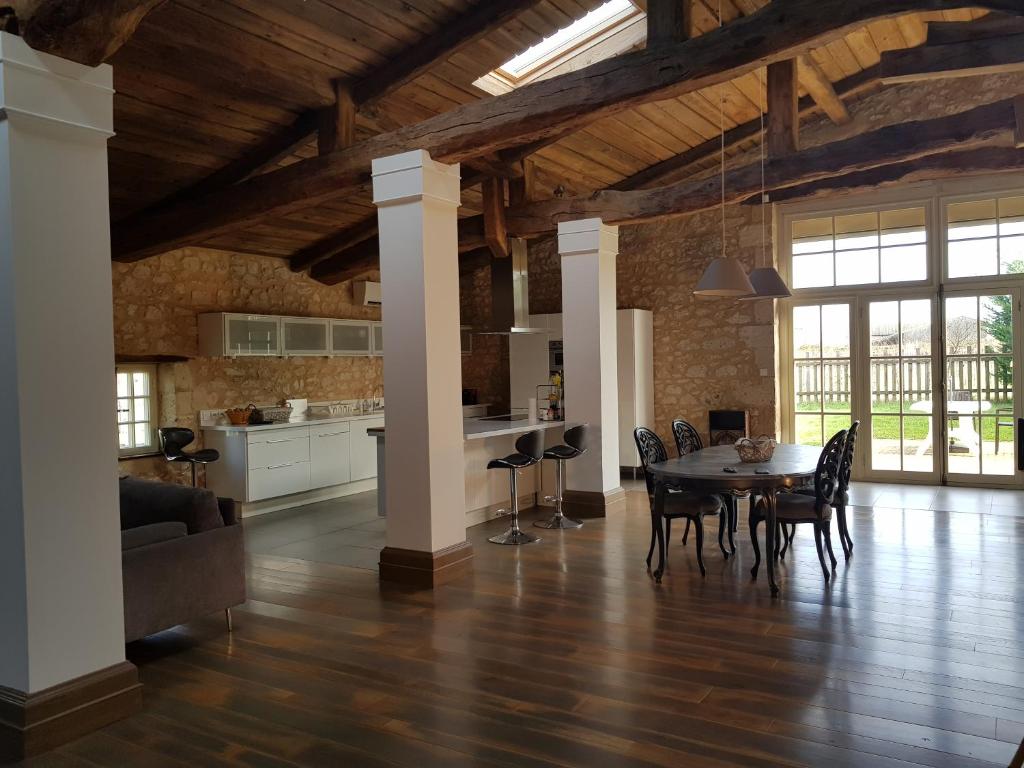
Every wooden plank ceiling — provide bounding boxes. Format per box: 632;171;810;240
107;0;987;264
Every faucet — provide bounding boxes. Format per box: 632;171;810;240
372;385;384;411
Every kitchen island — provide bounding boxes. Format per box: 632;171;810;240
370;415;565;524
204;411;385;514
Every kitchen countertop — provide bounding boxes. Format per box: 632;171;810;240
369;416;564;441
203;411;385;433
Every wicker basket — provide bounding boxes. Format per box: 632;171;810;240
225;405;255;425
734;435;777;463
261;405;293;422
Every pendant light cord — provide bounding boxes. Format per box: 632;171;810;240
718;0;725;260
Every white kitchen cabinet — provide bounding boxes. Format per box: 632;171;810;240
282;317;330;356
311;424;351;488
248;462;310;502
199;313;281;357
350;416;385;481
331;320;372;356
370;322;384;356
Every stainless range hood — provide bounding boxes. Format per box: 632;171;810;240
476;238;548;335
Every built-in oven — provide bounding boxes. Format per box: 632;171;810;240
549;340;563;372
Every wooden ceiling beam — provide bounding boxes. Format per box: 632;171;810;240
797;55;850;125
923;14;1024;45
646;0;689;47
759;146;1024;204
766;59;799;157
112;0;1024;262
880;32;1024;84
350;0;545;110
482;177;510;259
505;98;1017;237
8;0;165;66
612;65;880;191
318;82;356;155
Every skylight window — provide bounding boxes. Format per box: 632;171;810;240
475;0;642;95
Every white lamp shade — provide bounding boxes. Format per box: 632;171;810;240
740;266;792;300
693;257;755;297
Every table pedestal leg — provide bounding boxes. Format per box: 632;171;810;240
653;482;666;583
763;489;779;596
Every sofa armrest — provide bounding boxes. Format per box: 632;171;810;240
217;497;238;526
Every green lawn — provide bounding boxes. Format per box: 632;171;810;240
796;400;1015;443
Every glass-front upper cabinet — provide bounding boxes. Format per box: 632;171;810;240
331;320;372;356
282;317;330;356
371;322;384;356
199;313;282;357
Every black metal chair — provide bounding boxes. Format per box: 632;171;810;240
782;420;859;560
671;418;735;555
752;429;846;584
634;427;725;577
158;427;220;487
487;429;545;545
535;424;588;530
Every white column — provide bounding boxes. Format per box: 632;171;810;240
0;33;130;696
558;219;625;515
374;150;471;585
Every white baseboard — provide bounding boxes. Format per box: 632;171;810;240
238;478;378;518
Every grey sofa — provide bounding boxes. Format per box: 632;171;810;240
119;476;245;643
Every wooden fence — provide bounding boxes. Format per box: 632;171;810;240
795;359;1013;405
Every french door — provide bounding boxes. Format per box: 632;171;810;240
941;288;1021;486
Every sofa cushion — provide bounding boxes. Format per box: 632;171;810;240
119;476;225;534
121;521;188;551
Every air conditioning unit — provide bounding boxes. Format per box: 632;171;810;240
354;281;382;306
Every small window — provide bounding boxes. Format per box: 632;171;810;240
947;195;1024;279
791;207;927;289
116;365;158;457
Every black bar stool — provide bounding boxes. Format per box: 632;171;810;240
487;429;545;545
535;423;588;530
158;427;220;487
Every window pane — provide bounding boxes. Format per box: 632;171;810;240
948;357;981;406
981;417;1013;476
980;295;1013;354
948;199;997;239
795;414;822;446
118;425;133;450
945;297;978;355
792;253;834;288
792;217;834;254
835;248;879;285
881;244;927;283
981;356;1013;405
795;362;821;411
834;212;878;250
871;360;899;410
998;195;1024;235
902;416;932;473
824;414;851;444
870;301;899;358
1000;235;1024;275
134;423;151;448
822;361;850;412
133;397;149;422
116;373;130;398
900;300;932;357
821;304;850;357
116;398;132;424
902;359;932;412
880;208;926;245
948;238;998;278
792;306;821;358
132;372;149;396
871;416;901;470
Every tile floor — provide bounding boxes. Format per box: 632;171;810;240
243;480;1023;571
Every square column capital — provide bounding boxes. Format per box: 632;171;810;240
0;32;113;138
557;218;619;257
372;149;461;208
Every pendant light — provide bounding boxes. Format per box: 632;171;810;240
740;65;792;300
693;0;754;298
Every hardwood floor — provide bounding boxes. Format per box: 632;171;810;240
20;486;1024;768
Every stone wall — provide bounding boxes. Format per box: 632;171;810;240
115;247;383;482
528;205;777;448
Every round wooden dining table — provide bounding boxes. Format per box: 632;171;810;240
647;444;821;595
